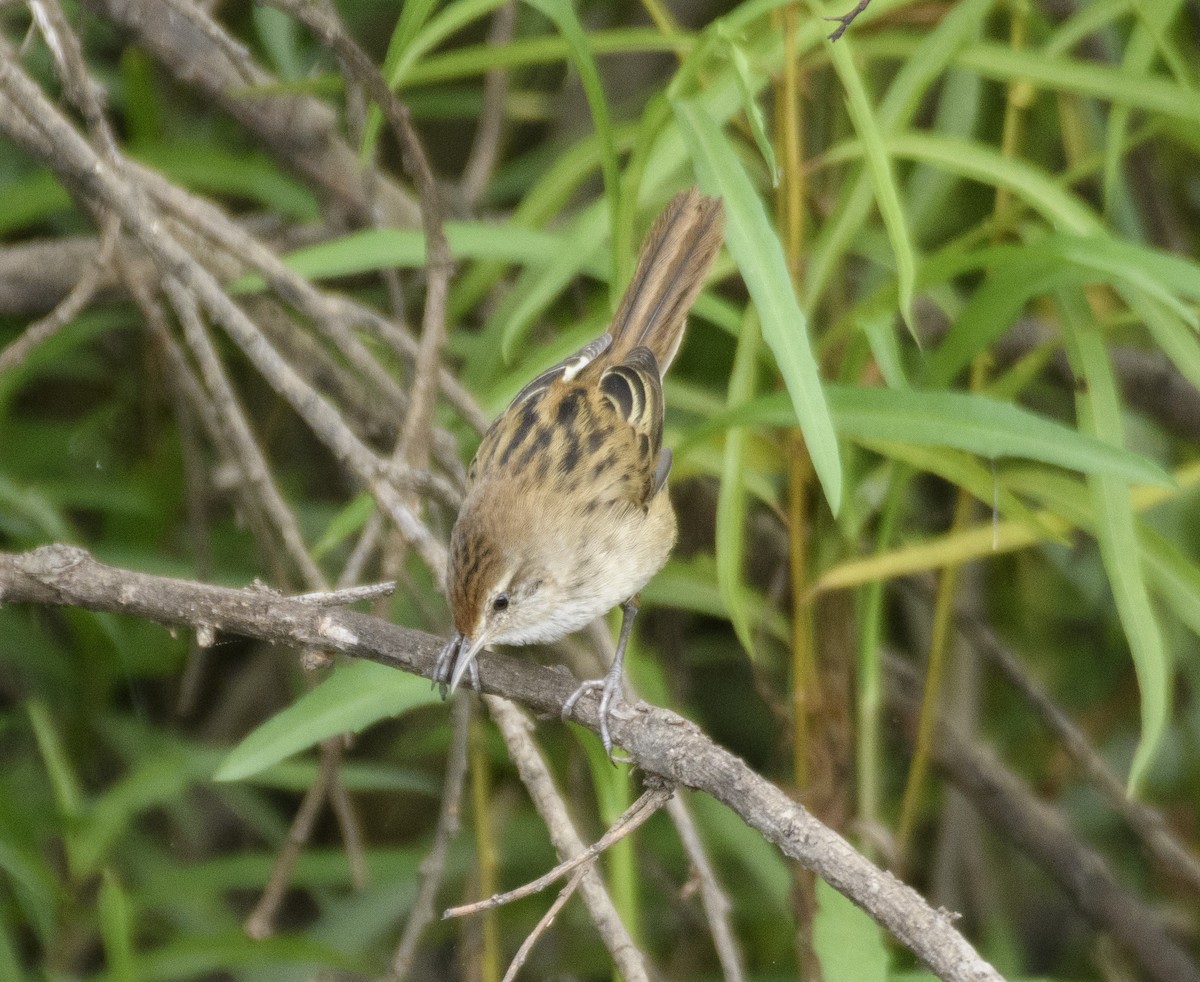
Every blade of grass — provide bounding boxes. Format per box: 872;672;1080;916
99;870;137;982
716;309;762;656
817;19;917;332
523;0;623;301
1060;287;1169;795
674;97;843;513
680;385;1172;488
363;0;508;153
804;0;992;304
956;40;1200;124
215;662;439;782
1102;0;1188;215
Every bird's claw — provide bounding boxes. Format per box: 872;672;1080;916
433;634;479;698
562;675;631;765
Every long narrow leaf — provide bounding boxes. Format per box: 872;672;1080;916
681;385;1172;487
523;0;623;302
215;662;438;782
674;97;843;513
716;311;762;656
1060;288;1170;794
822;28;917;331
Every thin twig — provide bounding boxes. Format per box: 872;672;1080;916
445;783;673;919
484;696;653;982
666;795;746;981
244;738;342;939
888;654;1200;982
900;578;1200;898
0;59;448;574
386;694;473;980
825;0;871;41
261;0;454;474
0;212;119;375
164;276;327;589
460;2;515;209
292;582;397;606
500;865;588;982
79;0;422;226
0;2;122;376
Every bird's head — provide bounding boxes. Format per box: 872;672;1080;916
443;511;548;693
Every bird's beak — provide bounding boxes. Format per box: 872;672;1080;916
448;633;490;694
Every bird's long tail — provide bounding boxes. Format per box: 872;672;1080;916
607;187;724;374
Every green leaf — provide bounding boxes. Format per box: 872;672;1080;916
683;386;1172;487
716;311;762;657
643;556;790;642
133;143;317;219
813;878;890;982
718;27;778;184
98;870;136;982
925;231;1200;385
958;40;1200;125
27;701;83;820
524;0;622;303
823;28;917;332
136;932;369;979
215;661;438;782
1060;290;1170;794
806;0;991;304
1102;0;1188;214
858;439;1065;543
252;4;306;81
674;97;843;513
885;133;1101;235
1132;293;1200;397
364;0;508;154
1140;526;1200;640
313;492;376;561
0;170;71;235
495;207;607;369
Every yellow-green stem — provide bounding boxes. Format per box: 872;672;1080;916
994;0;1032;227
470;716;500;982
897;357;989;850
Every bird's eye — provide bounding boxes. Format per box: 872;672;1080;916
492;593;509;612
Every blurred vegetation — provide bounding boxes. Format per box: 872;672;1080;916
2;0;1199;980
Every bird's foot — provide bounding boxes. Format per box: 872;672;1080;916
562;673;632;765
433;635;479;699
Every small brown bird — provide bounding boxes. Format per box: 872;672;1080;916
435;187;725;758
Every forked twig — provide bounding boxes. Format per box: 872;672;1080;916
500;866;588;982
387;695;473;980
444;782;673;919
825;0;871;41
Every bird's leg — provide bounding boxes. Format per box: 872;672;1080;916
562;595;639;763
433;635;460;699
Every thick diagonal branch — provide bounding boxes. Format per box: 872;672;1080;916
0;546;1003;982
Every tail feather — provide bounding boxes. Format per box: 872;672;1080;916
608;188;724;374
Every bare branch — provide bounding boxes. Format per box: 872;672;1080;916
484;696;652;982
79;0;422;227
500;866;587;982
0;546;1004;982
444;783;673;918
888;655;1200;982
461;2;515;208
666;795;746;981
387;694;473;980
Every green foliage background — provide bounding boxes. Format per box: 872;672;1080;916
2;0;1199;979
